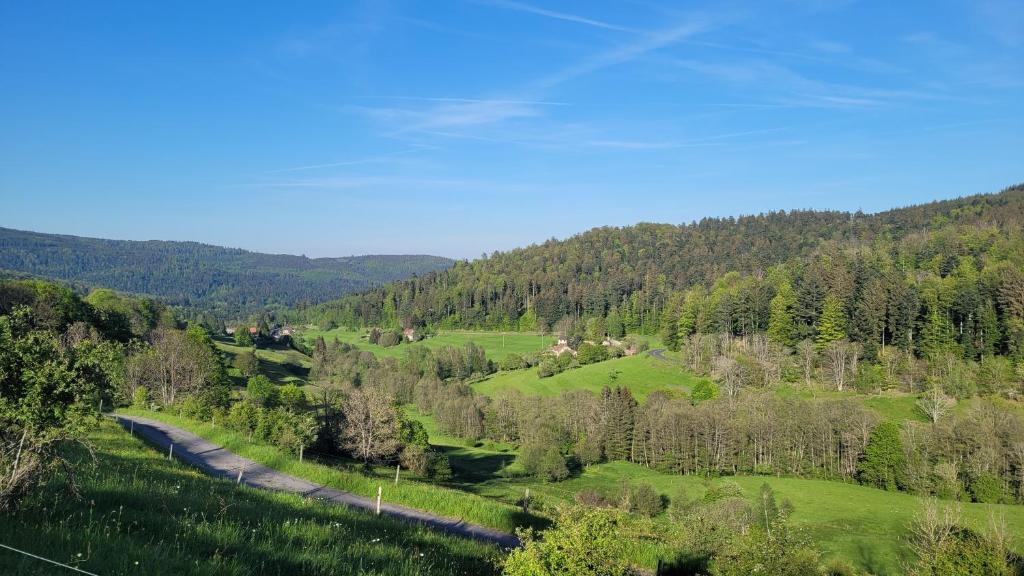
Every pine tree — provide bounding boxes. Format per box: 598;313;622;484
767;282;797;347
815;294;847;351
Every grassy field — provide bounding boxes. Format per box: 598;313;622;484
117;408;542;535
300;328;557;362
472;351;708;401
405;406;1024;574
214;336;311;386
0;420;499;576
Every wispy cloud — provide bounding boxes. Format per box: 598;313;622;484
265;147;431;174
478;0;638;33
533;18;712;90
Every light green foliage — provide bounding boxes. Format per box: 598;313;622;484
814;295;847;351
276;383;307;411
246;375;278;408
858;421;906;491
689;379;719;404
768;281;798;347
969;472;1005;504
0;309;113;509
131;385;149;408
711;520;822;576
503;508;632;576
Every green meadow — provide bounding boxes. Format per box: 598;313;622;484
472;351;708;401
0;420;499;576
406;406;1024;575
214;336;312;386
300;328;557;362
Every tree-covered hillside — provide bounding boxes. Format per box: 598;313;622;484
0;227;453;317
292;185;1024;340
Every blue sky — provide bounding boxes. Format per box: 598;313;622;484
1;1;1021;259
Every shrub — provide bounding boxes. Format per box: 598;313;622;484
537;358;559;378
712;520;822;576
690;379;719;404
503;508;631;576
232;350;259;377
575;488;612;508
577;343;608;365
131;386;149;408
378;330;402;347
277;384;306;411
704;480;744;503
500;353;528;371
970;473;1005;504
246;375;278;408
619;483;666;517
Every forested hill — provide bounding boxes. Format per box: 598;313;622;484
293;185;1024;341
0;227;453;317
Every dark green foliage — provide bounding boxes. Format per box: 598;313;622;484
233;349;259;376
858;421;906;491
618;483;666;517
0;227;452;317
577;342;609;365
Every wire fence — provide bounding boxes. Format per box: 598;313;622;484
0;542;100;575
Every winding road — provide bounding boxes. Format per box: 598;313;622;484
113;415;520;549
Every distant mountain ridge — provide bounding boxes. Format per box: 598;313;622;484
0;227;453;317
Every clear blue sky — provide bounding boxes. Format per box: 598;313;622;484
1;1;1021;259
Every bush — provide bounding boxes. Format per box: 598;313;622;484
378;330;402;347
277;384;307;411
518;439;569;481
711;520;822;576
970;473;1005;504
537;358;559;378
577;343;608;365
690;379;719;404
232;350;259;377
131;386;149;408
227;401;260;437
503;508;631;576
246;375;278;408
619;483;666;517
575;488;612;508
500;353;529;371
704;480;745;503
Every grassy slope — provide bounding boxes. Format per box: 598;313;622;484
214;337;312;386
117;408;541;535
472;351;708;402
0;421;498;576
300;329;557;362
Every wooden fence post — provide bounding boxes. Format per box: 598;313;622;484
168;443;173;460
394;464;400;485
237;464;245;484
376;486;382;515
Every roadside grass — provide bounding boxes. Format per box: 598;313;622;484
300;328;557;362
0;420;499;576
117;408;543;535
472;351;706;401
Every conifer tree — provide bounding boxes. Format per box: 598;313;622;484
815;294;847;351
767;282;797;347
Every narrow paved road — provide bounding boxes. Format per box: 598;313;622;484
113;415;520;549
648;348;666;359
